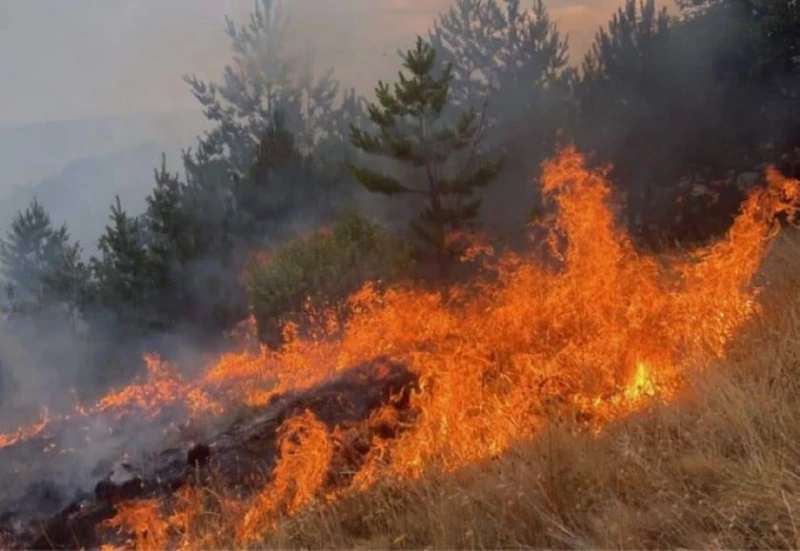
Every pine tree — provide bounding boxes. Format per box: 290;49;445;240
145;155;196;282
430;0;571;126
428;0;573;231
0;199;90;321
326;88;369;161
41;241;93;328
676;0;800;169
231;111;339;238
180;148;236;259
575;0;799;245
138;155;202;326
179;149;249;331
349;37;504;279
92;196;154;329
576;0;677;238
183;0;360;174
174;0;364;285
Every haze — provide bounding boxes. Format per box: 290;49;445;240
0;0;660;125
0;0;672;253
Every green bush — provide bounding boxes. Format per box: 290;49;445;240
245;208;415;345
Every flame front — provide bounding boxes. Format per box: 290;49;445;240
4;147;798;547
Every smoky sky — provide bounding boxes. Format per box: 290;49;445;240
0;0;675;126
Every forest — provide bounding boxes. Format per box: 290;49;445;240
1;1;800;548
2;0;796;401
0;0;800;442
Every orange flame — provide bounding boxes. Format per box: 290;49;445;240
625;361;656;401
0;407;49;449
235;410;333;544
6;147;800;548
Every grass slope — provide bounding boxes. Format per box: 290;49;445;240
259;230;800;549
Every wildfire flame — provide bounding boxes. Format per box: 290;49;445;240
3;147;799;548
625;361;656;401
0;408;49;449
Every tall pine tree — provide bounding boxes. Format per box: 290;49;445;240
575;0;680;241
140;155;199;327
429;0;572;234
575;0;800;245
430;0;571;127
0;199;91;322
349;37;504;279
92;197;155;330
183;0;361;173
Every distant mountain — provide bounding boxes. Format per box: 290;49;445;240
0;110;209;198
0;141;188;256
0;109;211;256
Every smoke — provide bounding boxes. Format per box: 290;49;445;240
0;303;237;525
0;314;96;428
0;0;784;424
1;0;795;532
0;308;218;428
0;0;669;125
0;0;680;250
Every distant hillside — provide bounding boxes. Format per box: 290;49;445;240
0;110;209;198
0;141;188;256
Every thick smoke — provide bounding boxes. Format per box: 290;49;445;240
0;301;238;526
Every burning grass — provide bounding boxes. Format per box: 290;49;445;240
259;230;800;549
4;147;800;549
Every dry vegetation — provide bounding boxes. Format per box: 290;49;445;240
261;232;800;550
112;235;800;551
88;149;800;550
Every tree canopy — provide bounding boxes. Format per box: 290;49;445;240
349;37;504;278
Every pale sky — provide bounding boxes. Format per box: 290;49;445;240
0;0;667;126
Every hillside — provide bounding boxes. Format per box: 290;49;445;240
0;141;189;255
1;149;798;550
0;110;207;192
262;231;800;550
0;0;797;549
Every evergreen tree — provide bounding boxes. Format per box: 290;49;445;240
140;155;199;326
430;0;571;127
576;0;684;240
428;0;573;234
92;197;154;330
326;88;370;161
234;111;317;234
180;148;236;259
0;199;91;321
146;155;195;267
227;110;348;242
178;148;251;332
152;1;366;333
349;37;504;279
147;157;199;264
183;0;361;175
576;0;800;244
41;241;93;329
0;199;63;313
676;0;800;173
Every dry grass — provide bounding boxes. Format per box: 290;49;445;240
102;153;800;550
108;232;800;550
237;231;800;550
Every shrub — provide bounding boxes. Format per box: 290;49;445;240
245;208;415;345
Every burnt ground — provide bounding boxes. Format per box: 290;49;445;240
0;357;418;550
